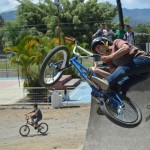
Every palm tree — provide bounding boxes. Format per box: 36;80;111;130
4;35;44;87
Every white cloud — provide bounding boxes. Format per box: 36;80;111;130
0;0;19;13
0;0;40;13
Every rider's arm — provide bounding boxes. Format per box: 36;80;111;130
26;111;32;115
109;44;130;60
92;60;117;77
33;110;38;116
25;109;35;116
91;62;111;77
101;39;130;62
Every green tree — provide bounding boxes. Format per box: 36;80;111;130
133;24;149;50
1;21;21;47
15;0;117;44
0;15;4;27
3;34;53;87
0;15;5;53
1;0;117;88
17;0;47;33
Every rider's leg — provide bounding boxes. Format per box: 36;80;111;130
34;118;40;129
104;56;150;89
30;115;34;123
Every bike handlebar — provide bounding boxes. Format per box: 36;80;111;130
65;36;101;59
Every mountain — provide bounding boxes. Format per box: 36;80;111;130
123;8;150;25
0;8;150;25
0;10;16;21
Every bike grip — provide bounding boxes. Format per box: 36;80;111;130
92;54;101;58
65;37;75;43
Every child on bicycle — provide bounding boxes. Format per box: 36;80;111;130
26;104;42;129
90;37;150;95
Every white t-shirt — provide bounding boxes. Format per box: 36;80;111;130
123;31;135;44
103;30;114;42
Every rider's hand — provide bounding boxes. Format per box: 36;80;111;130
100;56;111;63
91;62;97;72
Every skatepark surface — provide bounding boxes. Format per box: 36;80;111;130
0;77;150;150
83;77;150;150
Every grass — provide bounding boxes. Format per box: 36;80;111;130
80;57;94;68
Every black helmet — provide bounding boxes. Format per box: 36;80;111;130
34;103;38;108
91;36;111;52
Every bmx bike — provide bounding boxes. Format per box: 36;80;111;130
39;37;142;128
19;115;48;136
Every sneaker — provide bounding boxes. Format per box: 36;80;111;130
91;76;109;90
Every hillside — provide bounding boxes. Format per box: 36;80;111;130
0;10;16;21
0;8;150;25
123;8;150;25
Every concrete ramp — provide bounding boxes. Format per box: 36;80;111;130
83;77;150;150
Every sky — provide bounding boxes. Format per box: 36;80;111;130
0;0;150;13
100;0;150;9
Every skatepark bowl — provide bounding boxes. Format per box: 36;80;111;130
83;76;150;150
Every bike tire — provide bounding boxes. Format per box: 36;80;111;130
38;122;48;134
19;125;30;136
39;45;69;87
100;96;142;128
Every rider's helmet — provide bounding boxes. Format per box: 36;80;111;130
91;36;111;53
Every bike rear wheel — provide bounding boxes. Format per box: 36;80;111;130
38;122;48;134
39;45;69;87
19;125;30;136
100;95;142;128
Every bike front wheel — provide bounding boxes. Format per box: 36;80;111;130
19;125;30;136
39;45;69;87
38;122;48;134
100;96;142;128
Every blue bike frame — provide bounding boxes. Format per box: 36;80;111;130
69;55;124;111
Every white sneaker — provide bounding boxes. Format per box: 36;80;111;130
91;76;109;90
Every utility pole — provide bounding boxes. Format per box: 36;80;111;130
53;0;63;45
116;0;124;28
58;6;61;45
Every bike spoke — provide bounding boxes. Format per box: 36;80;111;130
106;99;138;123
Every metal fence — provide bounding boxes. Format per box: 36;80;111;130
0;54;22;78
0;41;150;104
0;87;49;105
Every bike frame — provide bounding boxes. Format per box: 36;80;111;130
65;37;124;111
26;117;34;127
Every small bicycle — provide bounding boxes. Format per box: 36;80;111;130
19;115;48;136
39;37;142;128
